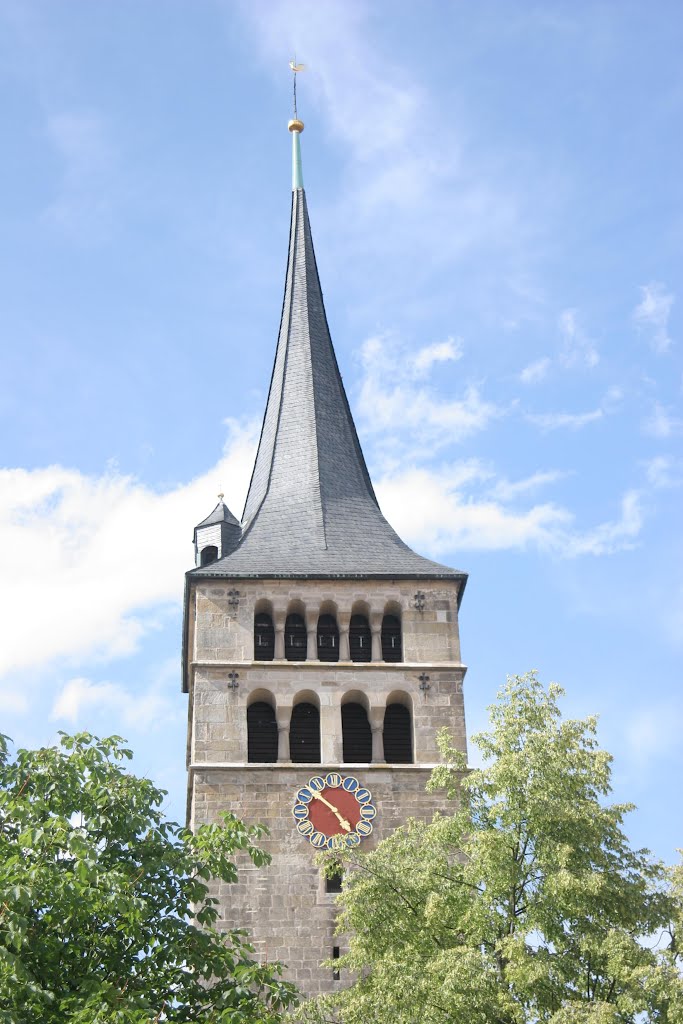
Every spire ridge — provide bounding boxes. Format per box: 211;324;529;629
190;176;465;582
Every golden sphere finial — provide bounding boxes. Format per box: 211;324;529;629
288;118;304;133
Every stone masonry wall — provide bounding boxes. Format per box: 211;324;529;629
190;579;463;666
191;766;454;996
185;576;467;996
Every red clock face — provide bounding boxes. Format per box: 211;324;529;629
307;785;363;837
293;774;378;850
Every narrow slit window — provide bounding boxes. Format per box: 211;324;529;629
290;702;320;763
349;614;371;663
381;614;402;662
317;614;339;662
247;702;278;763
342;702;372;762
285;613;307;661
254;612;274;661
332;946;340;981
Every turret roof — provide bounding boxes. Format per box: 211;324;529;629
193;498;241;542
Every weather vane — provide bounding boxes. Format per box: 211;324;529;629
289;58;305;119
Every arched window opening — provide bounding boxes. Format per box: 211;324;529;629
200;545;218;566
342;703;372;762
381;614;402;662
349;615;371;663
285;613;307;661
254;613;274;661
290;702;320;763
317;614;339;662
383;703;412;763
247;702;278;763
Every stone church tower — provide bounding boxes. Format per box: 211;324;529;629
182;118;468;996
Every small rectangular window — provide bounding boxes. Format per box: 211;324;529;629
332;946;340;981
325;868;343;893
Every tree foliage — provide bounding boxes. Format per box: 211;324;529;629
0;731;296;1023
301;673;683;1024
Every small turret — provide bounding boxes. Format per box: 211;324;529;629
193;494;242;567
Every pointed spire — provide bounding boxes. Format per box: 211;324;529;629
191;122;464;581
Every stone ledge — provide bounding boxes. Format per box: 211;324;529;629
189;762;455;772
191;659;467;671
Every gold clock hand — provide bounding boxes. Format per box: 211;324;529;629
310;790;352;832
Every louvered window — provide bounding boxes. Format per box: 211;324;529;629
200;545;218;566
317;614;339;662
247;702;278;763
290;702;320;763
349;614;371;663
254;613;274;661
381;614;402;662
383;703;412;763
342;703;372;762
285;613;307;661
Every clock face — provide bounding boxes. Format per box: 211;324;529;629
293;772;377;850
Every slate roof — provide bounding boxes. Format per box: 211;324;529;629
190;186;466;583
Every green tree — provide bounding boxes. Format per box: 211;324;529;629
0;732;296;1023
302;673;683;1024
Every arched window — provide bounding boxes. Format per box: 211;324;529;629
317;614;339;662
383;703;412;763
349;615;371;663
381;614;402;662
342;703;372;762
285;613;307;661
200;545;218;566
247;702;278;763
290;703;320;763
254;613;274;661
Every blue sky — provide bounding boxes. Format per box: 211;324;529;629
0;1;681;863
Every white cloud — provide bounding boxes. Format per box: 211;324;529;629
526;407;604;431
643;455;682;489
0;419;258;679
642;402;683;439
633;282;674;353
238;2;422;173
558;308;599;369
358;334;500;447
51;664;181;732
376;465;570;554
410;337;463;377
519;357;551;384
238;0;533;291
52;677;123;723
526;386;622;432
376;465;642;558
560;490;643;556
490;470;569;501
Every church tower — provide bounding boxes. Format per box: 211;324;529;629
182;117;468;997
